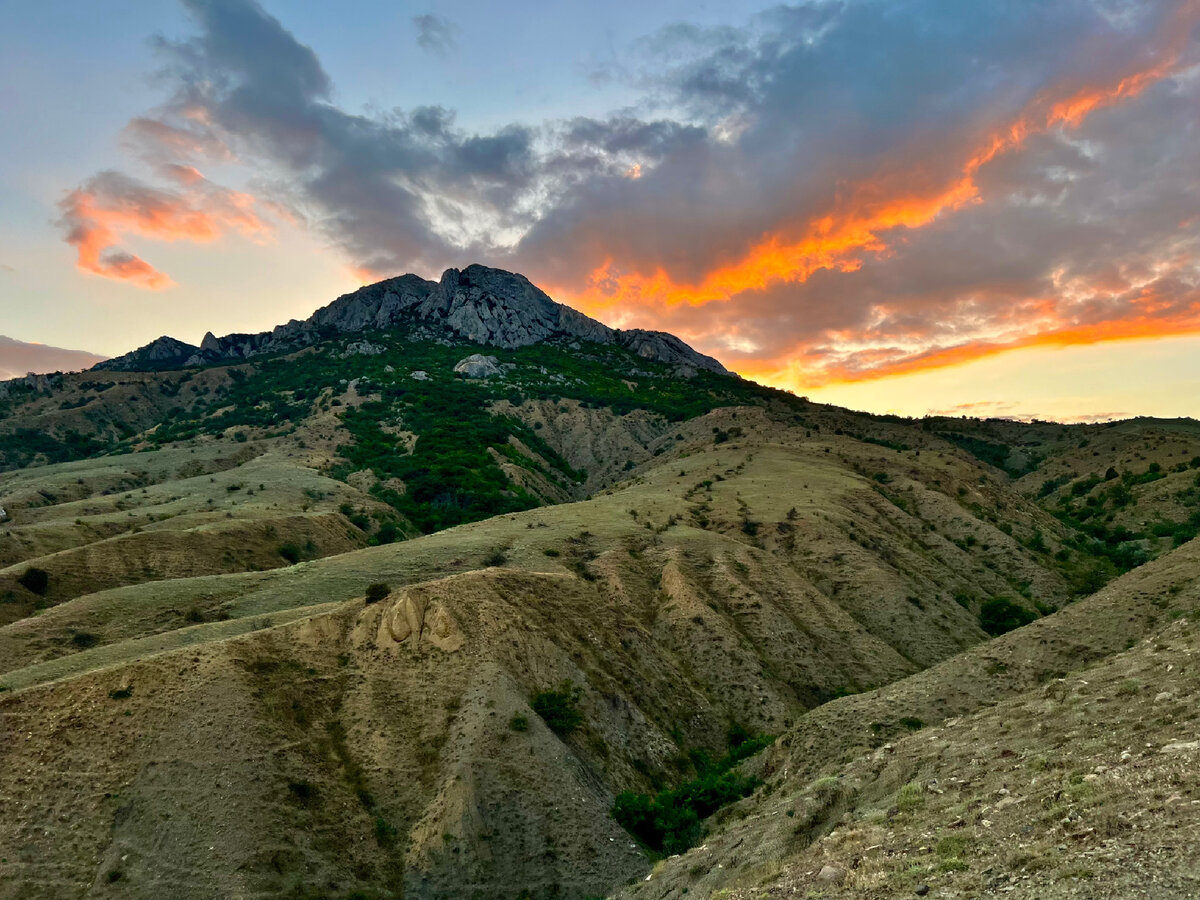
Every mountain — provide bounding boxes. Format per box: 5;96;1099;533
0;334;106;380
2;267;1200;898
95;264;729;376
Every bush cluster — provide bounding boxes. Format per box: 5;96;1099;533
978;596;1037;636
530;681;584;736
17;567;49;596
612;727;772;855
364;582;391;604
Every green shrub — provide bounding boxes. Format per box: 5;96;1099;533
287;779;320;807
895;781;924;812
611;728;771;855
531;681;584;736
364;582;391;604
509;714;529;732
278;543;302;564
17;567;49;596
1026;529;1048;553
373;521;401;545
374;816;398;848
979;596;1037;636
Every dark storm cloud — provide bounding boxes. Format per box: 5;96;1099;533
60;0;1200;386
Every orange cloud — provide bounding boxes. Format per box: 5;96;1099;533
58;170;272;289
739;275;1200;392
558;1;1200;316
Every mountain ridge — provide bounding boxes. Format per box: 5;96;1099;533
95;263;730;377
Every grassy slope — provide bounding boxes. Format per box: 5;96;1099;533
617;533;1200;899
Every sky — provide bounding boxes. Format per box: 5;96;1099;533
2;0;1199;422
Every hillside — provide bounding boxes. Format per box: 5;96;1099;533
1;266;1199;898
616;534;1200;899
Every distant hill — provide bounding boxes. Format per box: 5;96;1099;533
0;334;106;379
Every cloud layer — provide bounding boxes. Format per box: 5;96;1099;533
59;0;1200;389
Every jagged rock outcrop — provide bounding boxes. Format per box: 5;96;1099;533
339;340;386;358
95;264;731;376
0;372;65;398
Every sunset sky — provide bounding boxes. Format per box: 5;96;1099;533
2;0;1199;421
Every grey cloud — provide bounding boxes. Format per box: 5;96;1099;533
111;0;733;277
413;13;457;56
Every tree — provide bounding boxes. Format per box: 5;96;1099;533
979;596;1037;636
364;582;391;604
17;567;49;596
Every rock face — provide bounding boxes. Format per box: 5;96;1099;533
96;264;730;376
0;372;64;399
453;353;502;379
93;336;199;372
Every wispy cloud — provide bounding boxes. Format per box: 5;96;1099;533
412;13;457;56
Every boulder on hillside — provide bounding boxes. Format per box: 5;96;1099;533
340;340;386;357
453;354;501;379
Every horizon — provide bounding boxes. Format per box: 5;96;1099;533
3;0;1199;421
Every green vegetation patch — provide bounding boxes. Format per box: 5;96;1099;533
612;726;772;855
530;681;584;736
979;596;1038;636
0;428;113;471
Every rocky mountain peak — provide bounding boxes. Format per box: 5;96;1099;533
94;264;730;376
92;335;199;372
